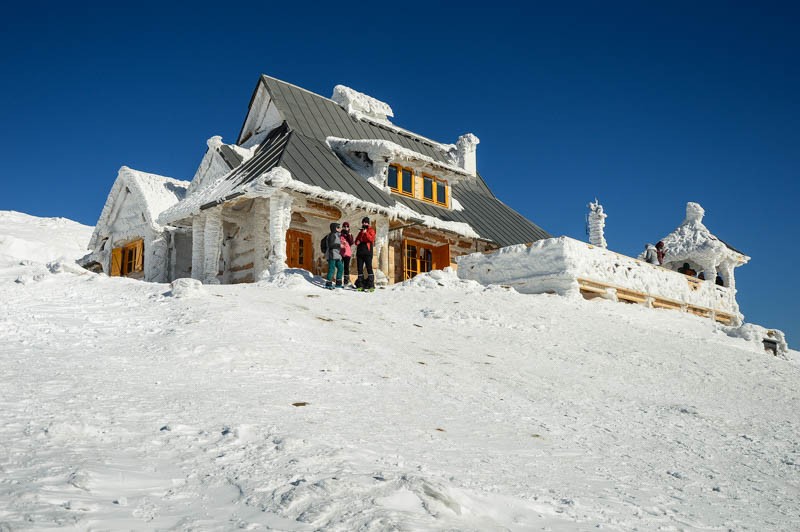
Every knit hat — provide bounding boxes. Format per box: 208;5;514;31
342;221;350;229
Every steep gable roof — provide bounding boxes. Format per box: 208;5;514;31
168;75;551;246
91;167;189;249
257;75;452;164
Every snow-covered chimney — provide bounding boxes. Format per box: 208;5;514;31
588;199;607;248
456;133;480;175
683;202;705;225
331;85;393;124
206;135;223;150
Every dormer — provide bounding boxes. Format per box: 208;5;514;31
327;137;474;209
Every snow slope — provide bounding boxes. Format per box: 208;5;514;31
1;212;799;531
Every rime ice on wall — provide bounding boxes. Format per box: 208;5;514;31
457;236;741;321
587;199;607;248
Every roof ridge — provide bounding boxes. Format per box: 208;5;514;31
260;74;453;154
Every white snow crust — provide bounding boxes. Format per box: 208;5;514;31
657;202;750;275
326;136;473;178
2;212;799;531
0;211;91;265
331;85;394;124
91;166;189;248
458;236;738;313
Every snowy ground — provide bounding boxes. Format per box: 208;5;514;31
1;211;799;531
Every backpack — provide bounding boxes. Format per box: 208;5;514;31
320;235;328;254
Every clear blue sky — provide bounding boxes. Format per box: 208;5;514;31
2;1;798;346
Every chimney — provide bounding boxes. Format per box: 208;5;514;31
456;133;480;175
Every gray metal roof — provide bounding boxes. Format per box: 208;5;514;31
217;75;552;245
393;174;550;247
260;75;452;165
218;145;244;169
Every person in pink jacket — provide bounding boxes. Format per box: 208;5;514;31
340;221;354;286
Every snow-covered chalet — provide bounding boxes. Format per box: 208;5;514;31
87;74;550;285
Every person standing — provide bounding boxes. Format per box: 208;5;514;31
324;222;343;289
354;216;376;290
643;243;659;265
340;221;354;287
656;241;666;265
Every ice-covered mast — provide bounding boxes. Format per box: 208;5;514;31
587;199;607;248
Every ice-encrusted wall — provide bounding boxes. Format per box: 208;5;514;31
457;236;740;319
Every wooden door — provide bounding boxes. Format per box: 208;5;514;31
286;229;312;270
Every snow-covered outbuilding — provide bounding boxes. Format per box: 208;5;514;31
656;202;750;294
86;166;189;282
90;74;550;286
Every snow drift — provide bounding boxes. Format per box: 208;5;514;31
1;211;799;531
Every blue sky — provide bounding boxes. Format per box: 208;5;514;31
1;1;798;346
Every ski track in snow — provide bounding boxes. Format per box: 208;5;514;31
1;214;799;531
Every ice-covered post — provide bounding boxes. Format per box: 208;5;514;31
588;199;607;248
191;213;206;281
203;207;223;284
147;234;169;283
374;218;389;280
268;191;293;274
251;199;270;280
374;159;390;188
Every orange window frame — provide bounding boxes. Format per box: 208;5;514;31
111;239;144;277
388;164;414;197
422;174;449;208
402;239;450;280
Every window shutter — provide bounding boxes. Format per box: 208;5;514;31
111;248;122;276
432;243;450;271
133;240;144;272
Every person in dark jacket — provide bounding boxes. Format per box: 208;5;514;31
324;222;343;289
354;216;376;290
340;221;354;286
678;262;697;277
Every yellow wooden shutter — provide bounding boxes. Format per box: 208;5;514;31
135;240;144;272
432;243;450;271
110;248;122;276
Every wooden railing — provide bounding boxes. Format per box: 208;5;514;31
577;278;733;325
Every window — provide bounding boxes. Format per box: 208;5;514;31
388;164;413;196
423;175;434;201
388;164;449;207
110;239;144;277
402;239;451;280
435;180;447;206
422;174;449;207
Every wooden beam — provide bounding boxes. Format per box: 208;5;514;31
297;200;342;221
